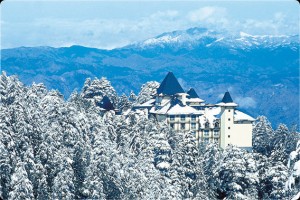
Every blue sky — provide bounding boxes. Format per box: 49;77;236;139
1;0;299;49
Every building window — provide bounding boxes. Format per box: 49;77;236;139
228;127;230;129
214;138;218;143
170;123;174;129
214;130;219;137
181;115;185;121
214;122;220;128
170;116;175;121
191;115;196;121
181;123;185;130
204;130;209;137
204;138;209;143
191;123;196;130
205;121;210;129
228;135;230;138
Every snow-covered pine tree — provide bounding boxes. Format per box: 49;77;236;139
135;81;159;104
253;116;274;156
169;131;207;198
256;152;288;199
286;140;300;198
118;94;132;112
51;149;75;199
0;140;13;199
81;77;118;108
213;146;259;199
9;161;34;200
129;90;137;102
201;142;222;198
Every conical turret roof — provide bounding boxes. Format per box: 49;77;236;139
157;72;184;95
98;96;115;111
187;88;199;98
221;91;233;103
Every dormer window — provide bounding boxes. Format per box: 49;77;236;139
214;122;220;128
205;121;210;129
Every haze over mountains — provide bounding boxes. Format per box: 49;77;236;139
1;27;299;127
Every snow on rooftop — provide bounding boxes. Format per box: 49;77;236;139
206;107;221;116
199;107;221;128
157;103;172;114
216;102;238;107
167;104;198;115
137;99;156;107
122;109;131;116
160;98;170;106
234;110;255;122
186;98;204;103
150;101;172;115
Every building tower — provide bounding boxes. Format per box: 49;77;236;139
217;91;254;150
218;92;237;148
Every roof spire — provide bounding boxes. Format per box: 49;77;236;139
221;91;233;103
157;72;184;95
187;88;199;98
98;96;115;110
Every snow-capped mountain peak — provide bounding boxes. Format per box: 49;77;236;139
240;31;256;38
130;27;298;50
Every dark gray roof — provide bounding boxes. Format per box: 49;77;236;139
187;88;199;98
221;91;233;103
98;96;115;111
157;72;184;95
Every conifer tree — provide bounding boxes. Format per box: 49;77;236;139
9;161;34;200
135;81;159;104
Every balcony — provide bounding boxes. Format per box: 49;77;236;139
167;119;191;123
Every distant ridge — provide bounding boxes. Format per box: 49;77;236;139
1;26;299;127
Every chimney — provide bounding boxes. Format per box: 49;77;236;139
177;93;188;106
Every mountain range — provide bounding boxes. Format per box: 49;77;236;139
1;27;299;127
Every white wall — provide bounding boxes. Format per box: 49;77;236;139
219;106;253;148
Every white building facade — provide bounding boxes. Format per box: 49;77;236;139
134;72;255;149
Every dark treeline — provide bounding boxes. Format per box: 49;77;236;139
0;72;299;199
